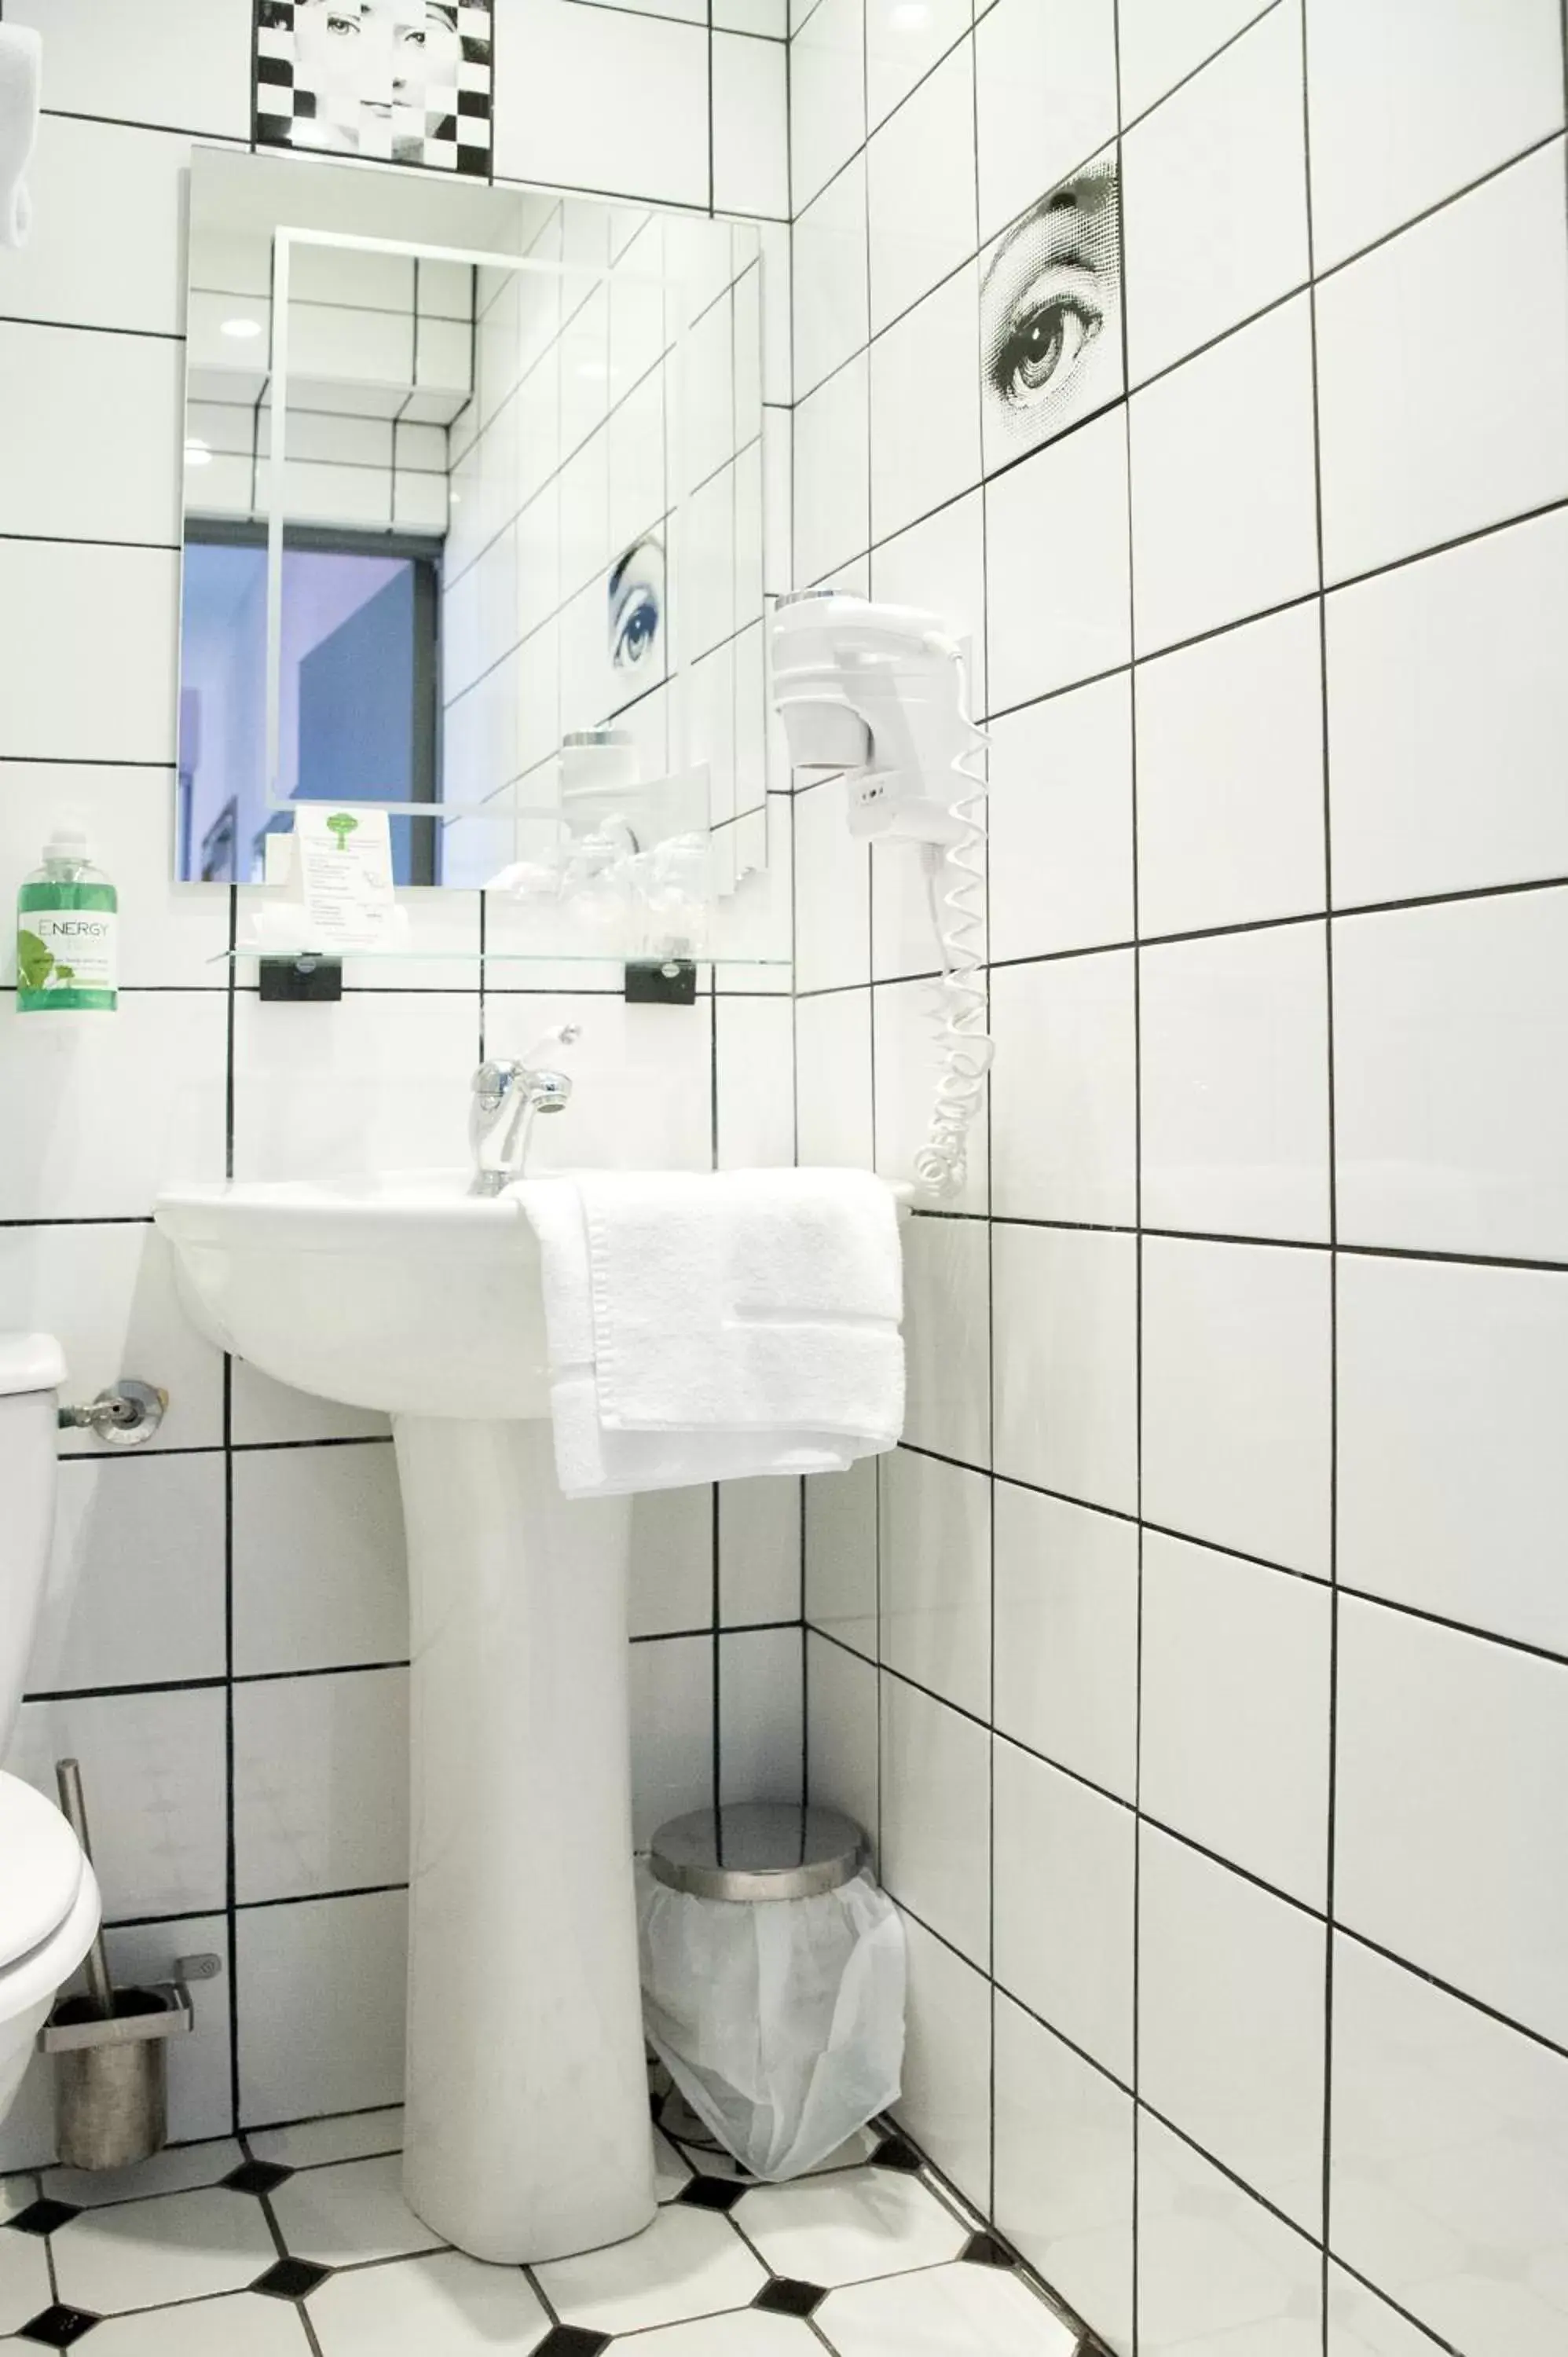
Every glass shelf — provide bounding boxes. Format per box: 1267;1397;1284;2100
211;944;790;968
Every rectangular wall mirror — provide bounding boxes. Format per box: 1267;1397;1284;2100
177;146;772;944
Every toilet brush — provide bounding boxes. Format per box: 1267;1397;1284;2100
53;1760;115;2017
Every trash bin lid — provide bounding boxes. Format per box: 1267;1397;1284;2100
649;1802;866;1903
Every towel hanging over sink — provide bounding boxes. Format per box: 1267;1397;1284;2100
515;1168;905;1497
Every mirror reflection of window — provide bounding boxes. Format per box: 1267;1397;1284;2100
177;531;439;885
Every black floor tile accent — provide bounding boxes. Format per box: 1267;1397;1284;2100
7;2199;82;2238
251;2256;331;2300
869;2132;923;2173
754;2277;827;2318
676;2174;747;2214
224;2159;294;2197
535;2328;612;2357
962;2230;1015;2267
16;2309;99;2348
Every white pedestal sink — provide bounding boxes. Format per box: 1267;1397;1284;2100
155;1173;657;2263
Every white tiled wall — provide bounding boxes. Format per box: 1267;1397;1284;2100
793;4;1568;2353
0;0;796;2164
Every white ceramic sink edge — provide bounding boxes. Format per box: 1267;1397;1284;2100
155;1169;550;1419
156;1170;914;1422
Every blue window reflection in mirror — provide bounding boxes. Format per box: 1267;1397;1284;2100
178;526;440;885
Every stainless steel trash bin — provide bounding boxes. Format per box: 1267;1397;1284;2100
639;1802;906;2180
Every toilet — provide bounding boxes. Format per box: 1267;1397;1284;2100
0;1333;101;2124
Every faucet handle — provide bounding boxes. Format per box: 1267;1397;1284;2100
472;1058;525;1113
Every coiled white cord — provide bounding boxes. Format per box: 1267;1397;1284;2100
912;664;993;1200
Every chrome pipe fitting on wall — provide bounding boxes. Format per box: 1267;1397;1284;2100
56;1380;167;1448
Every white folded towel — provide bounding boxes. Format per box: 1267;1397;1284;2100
0;27;42;253
518;1168;905;1497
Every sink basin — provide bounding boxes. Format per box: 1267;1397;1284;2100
155;1171;655;2267
157;1171;551;1418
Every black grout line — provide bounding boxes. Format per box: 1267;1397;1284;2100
24;1674;228;1703
234;1882;409;1914
804;1194;1568;1283
967;0;1000;2220
1298;5;1342;2332
796;456;1568;697
222;880;240;2135
24;1618;799;1710
812;1622;1568;2056
901;1886;1552;2350
1310;120;1567;287
0;530;181;553
236;1659;412;1683
1323;2260;1469;2357
884;1439;1568;1670
0;753;178;770
1111;2;1148;2306
0;311;185;342
841;0;882;1908
1117;0;1283;140
1331;1917;1568;2068
788;860;1568;977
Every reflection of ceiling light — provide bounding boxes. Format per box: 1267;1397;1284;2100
889;2;930;24
184;439;212;467
577;357;611;382
220;316;262;339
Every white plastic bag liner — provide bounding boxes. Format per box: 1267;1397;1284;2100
636;1857;907;2181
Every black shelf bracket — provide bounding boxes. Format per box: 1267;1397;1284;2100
625;958;697;1006
258;954;343;1003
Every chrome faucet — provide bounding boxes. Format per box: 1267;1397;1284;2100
468;1025;581;1197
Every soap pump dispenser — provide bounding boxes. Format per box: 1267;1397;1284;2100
16;825;118;1016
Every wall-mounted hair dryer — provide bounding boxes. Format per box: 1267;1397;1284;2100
771;591;993;1200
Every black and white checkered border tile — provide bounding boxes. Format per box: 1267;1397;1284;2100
254;2;493;177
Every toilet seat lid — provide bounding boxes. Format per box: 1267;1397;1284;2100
0;1774;86;1970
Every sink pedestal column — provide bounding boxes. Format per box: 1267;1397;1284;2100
393;1415;655;2264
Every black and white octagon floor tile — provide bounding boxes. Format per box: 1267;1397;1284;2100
2;2095;1084;2355
21;2292;305;2351
305;2247;553;2351
0;2221;53;2337
49;2186;279;2315
533;2201;768;2335
817;2260;1083;2354
600;2315;819;2351
735;2165;970;2285
267;2153;445;2268
41;2142;246;2212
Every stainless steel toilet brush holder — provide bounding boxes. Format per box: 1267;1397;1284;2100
42;1986;194;2172
38;1758;200;2172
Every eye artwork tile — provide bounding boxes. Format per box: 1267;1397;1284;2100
980;147;1123;470
255;1;493;176
608;535;665;692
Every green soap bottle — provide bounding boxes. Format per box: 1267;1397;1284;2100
16;826;118;1016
